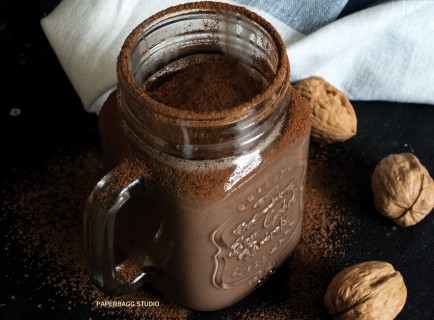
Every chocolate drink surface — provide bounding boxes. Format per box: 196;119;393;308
143;54;268;113
84;1;312;312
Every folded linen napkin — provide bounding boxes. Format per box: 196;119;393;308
41;0;434;113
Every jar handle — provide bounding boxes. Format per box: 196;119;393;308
83;160;158;296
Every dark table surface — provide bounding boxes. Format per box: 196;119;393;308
1;1;434;319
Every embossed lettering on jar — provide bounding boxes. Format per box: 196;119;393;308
84;1;312;311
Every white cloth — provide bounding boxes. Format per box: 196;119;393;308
41;0;434;113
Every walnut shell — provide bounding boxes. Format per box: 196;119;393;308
293;76;357;144
324;261;407;320
371;153;434;226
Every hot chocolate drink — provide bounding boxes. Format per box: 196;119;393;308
97;84;311;311
84;1;312;311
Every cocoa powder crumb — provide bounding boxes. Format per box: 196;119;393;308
2;138;358;319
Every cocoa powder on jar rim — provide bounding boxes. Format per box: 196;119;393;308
118;1;289;125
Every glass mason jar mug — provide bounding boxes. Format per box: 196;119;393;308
84;1;312;311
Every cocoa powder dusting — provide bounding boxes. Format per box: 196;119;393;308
144;55;267;113
2;140;359;319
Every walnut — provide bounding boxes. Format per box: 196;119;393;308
371;153;434;226
324;261;407;320
293;76;357;144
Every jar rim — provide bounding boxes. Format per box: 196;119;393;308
117;1;289;124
